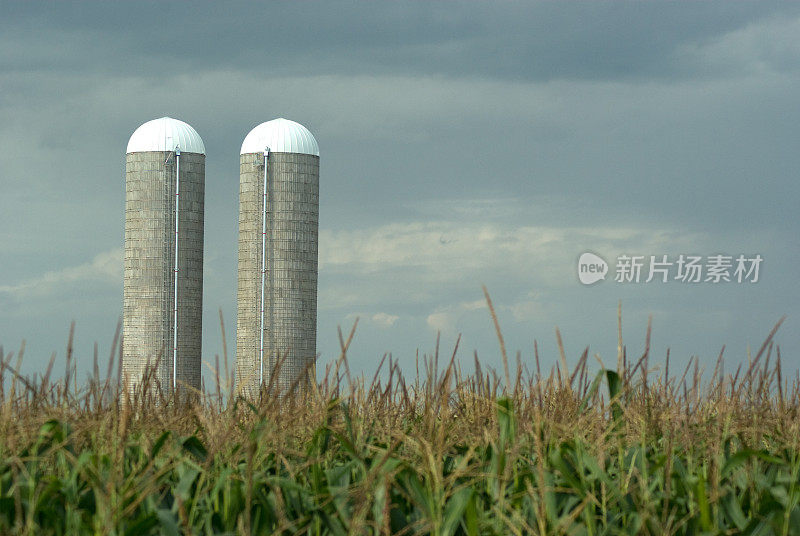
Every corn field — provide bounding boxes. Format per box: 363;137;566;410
0;310;798;535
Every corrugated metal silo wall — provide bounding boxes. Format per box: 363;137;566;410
123;151;205;394
236;151;319;397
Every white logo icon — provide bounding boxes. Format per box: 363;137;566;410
578;252;608;285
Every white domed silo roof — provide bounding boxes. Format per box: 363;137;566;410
240;118;319;156
126;117;206;154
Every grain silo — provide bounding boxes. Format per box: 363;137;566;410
236;118;319;396
123;117;205;395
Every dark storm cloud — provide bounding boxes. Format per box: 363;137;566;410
3;1;797;81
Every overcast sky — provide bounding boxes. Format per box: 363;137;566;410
1;1;798;387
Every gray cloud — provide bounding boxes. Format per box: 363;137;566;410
2;2;797;81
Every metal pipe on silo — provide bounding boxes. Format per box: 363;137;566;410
172;146;181;391
123;118;205;396
236;118;320;397
259;147;270;387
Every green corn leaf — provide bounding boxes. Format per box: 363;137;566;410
150;431;170;460
400;468;433;518
372;480;388;536
496;398;516;450
156;509;181;536
694;476;712;531
441;487;473;536
721;449;786;479
181;435;208;463
720;492;748;530
175;466;200;500
124;512;160;536
605;370;624;425
463;491;479;535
